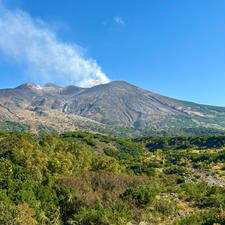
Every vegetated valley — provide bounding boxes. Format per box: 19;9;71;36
1;130;225;225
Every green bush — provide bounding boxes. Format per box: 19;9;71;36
121;186;156;207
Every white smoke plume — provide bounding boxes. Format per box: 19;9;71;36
0;2;110;87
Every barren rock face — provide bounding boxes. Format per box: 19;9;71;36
0;81;225;133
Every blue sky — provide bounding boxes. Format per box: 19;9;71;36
0;0;224;106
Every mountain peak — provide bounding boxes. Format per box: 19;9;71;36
108;80;135;87
88;80;138;93
60;85;82;95
16;82;40;90
110;80;130;84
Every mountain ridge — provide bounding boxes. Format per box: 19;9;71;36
0;81;224;136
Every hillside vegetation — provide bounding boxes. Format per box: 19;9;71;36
1;131;225;224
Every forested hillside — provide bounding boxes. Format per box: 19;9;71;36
1;131;225;224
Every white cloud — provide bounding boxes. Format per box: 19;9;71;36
0;2;110;87
114;16;125;25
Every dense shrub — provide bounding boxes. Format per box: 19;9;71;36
121;186;157;207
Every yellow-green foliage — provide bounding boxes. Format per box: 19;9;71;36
0;131;225;225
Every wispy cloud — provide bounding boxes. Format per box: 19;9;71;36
114;16;125;25
0;2;110;87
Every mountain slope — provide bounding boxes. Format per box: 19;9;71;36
0;81;224;135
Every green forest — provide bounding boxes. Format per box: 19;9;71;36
1;130;225;225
